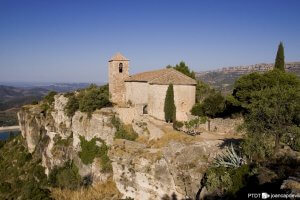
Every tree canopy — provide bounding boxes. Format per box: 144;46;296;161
167;61;196;79
233;69;300;153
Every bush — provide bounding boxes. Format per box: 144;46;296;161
196;80;215;103
78;84;110;116
48;161;81;189
44;91;57;105
63;84;111;117
0;135;52;199
64;95;79;117
205;165;251;197
78;136;101;165
112;116;138;141
191;103;204;116
191;91;226;118
242;133;273;162
78;136;112;171
22;180;52;200
114;126;138;141
173;120;184;130
40;91;57;113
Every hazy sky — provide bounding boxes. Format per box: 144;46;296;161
0;0;300;83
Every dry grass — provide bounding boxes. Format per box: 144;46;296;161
51;178;122;200
150;126;196;148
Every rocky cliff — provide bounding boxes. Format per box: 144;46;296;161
18;94;241;199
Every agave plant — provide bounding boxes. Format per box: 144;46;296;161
214;143;246;168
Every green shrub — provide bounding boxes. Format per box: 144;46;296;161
112;116;138;141
98;142;112;172
40;91;57;113
63;84;111;117
78;84;110;116
78;136;101;165
64;95;79;117
115;127;138;141
191;103;204;116
78;136;112;171
22;180;52;200
53;134;73;147
0;182;11;193
48;161;81;189
173;120;184;130
205;165;251;196
242;133;273;162
0;135;51;199
44;91;57;104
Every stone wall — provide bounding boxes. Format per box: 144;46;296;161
125;82;149;105
115;107;142;124
174;85;196;121
148;84;196;121
148;84;168;121
195;117;243;134
109;60;129;106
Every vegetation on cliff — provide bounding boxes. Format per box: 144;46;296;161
112;115;138;141
64;84;111;117
78;136;112;172
0;135;52;200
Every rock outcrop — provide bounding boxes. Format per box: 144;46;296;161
18;94;240;199
18;94;116;180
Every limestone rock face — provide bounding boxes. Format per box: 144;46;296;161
18;94;231;199
109;139;223;200
18;94;116;180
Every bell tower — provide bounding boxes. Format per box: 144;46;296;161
108;53;129;106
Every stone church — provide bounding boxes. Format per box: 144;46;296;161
108;53;196;121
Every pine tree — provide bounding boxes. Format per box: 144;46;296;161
274;42;285;71
164;84;176;123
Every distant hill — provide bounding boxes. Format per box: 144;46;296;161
0;83;93;111
196;62;300;93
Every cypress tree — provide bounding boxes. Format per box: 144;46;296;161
274;42;285;71
164;84;176;123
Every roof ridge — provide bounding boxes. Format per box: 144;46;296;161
168;68;196;81
127;68;168;78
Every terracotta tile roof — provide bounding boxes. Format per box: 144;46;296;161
109;52;129;61
125;68;197;85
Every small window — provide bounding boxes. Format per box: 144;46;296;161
119;63;123;73
143;105;148;114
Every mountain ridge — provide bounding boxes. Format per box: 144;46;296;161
196;61;300;92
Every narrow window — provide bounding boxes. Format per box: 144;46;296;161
119;63;123;73
143;105;148;114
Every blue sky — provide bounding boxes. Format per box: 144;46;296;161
0;0;299;83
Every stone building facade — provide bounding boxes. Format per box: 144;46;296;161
108;53;129;106
108;53;196;121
